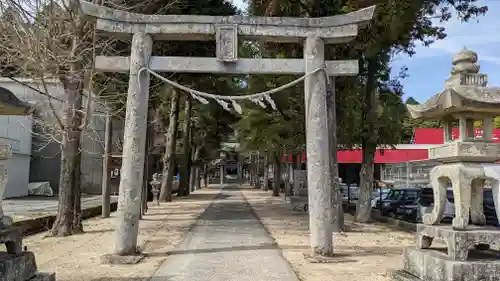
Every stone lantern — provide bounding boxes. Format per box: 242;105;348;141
150;173;161;205
0;87;31;227
393;49;500;281
0;87;55;280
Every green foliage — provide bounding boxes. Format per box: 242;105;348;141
233;40;307;155
98;0;241;117
240;0;487;155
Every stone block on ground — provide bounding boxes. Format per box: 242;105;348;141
0;227;22;254
395;246;500;281
100;253;145;265
30;273;56;281
392;270;419;281
0;251;37;281
417;224;500;260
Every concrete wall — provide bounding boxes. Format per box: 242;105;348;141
0;77;109;195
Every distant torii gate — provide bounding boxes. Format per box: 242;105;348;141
80;2;375;258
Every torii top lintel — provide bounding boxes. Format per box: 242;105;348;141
80;2;376;44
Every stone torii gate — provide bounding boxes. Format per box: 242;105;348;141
80;2;375;259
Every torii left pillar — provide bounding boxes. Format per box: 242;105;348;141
103;32;152;264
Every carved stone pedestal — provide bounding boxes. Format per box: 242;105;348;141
393;224;500;281
0;227;22;254
416;224;500;260
393;246;500;281
0;251;55;281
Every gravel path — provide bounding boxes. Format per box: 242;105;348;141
23;188;221;281
242;187;416;281
152;185;299;281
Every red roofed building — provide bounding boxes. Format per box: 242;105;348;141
283;128;500;185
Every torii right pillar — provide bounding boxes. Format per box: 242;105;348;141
303;36;334;257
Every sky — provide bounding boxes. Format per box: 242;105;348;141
390;0;499;103
230;0;498;104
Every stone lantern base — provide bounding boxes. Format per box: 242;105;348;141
0;145;55;281
0;251;55;281
392;224;500;281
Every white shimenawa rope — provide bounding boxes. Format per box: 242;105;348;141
137;66;328;113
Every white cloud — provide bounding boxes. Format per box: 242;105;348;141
402;0;500;64
228;0;245;10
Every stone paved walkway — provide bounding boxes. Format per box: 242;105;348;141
151;185;300;281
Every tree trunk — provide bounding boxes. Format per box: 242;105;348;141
354;57;379;223
142;154;154;214
249;153;254;185
284;153;292;196
203;164;208;188
159;88;180;202
291;154;300;196
252;153;258;187
186;125;194;192
355;147;376;222
101;108;112;218
189;150;195;192
326;78;344;232
255;151;261;189
141;110;154;216
178;96;192;197
51;74;84;237
72;135;83;233
189;167;195;191
262;153;269;191
195;165;201;190
190;146;201;192
272;153;281;197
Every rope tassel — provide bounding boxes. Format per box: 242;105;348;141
215;99;231;111
251;98;267;108
232;100;243;114
192;94;209;104
264;94;276;110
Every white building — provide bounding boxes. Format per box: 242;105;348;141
0;114;32;197
0;77;110;198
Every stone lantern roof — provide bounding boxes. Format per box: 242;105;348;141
0;86;32;160
406;49;500;120
0;86;32;115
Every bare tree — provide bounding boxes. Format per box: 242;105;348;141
0;0;117;236
159;87;180;202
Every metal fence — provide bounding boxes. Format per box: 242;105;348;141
381;160;440;189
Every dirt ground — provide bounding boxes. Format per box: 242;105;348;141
242;187;416;281
22;188;220;281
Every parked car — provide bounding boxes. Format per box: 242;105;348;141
377;188;421;217
371;188;391;208
417;187;455;222
483;189;498;225
395;198;420;222
417;187;498;225
341;183;359;203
